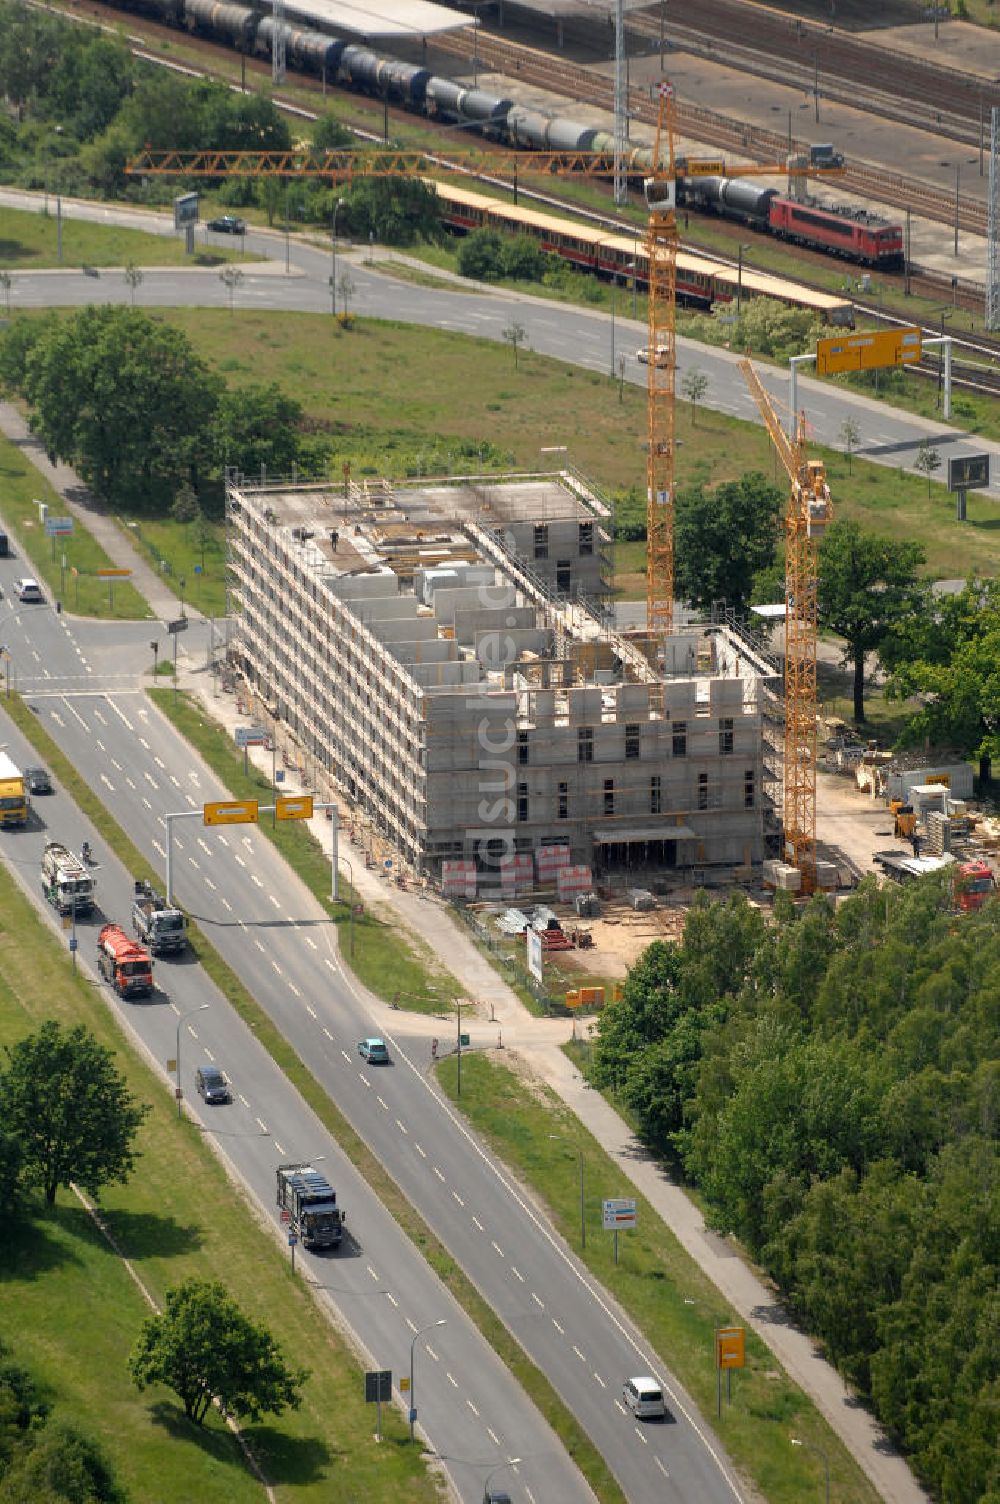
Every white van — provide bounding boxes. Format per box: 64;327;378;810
623;1375;666;1419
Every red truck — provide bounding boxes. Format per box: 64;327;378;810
97;923;153;998
955;860;996;913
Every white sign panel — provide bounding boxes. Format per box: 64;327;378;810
526;926;543;983
602;1197;637;1231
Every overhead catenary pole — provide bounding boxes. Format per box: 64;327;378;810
988;108;1000;331
613;0;627;207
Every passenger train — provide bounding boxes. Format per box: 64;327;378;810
114;0;896;276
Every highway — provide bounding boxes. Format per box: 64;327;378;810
0;566;744;1503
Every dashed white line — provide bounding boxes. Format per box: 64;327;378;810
144;771;158;789
340;1050;351;1063
492;1241;504;1258
594;1372;606;1388
366;1264;378;1281
377;1096;388;1111
220;898;232;911
238;1093;250;1108
511;1266;524;1282
531;1292;544;1309
324;957;335;971
405;1317;418;1334
274;1141;284;1155
451;1190;464;1207
152;839;165;859
323;1028;334;1041
271;961;282;977
466;1399;479;1417
188;857;200;871
358;1073;370;1089
425;1344;439;1362
204;877;217;892
289;982;301;998
255;1117;268;1134
99;773;114;791
614;1399;627;1416
655;1457;669;1478
234;854;245;869
573;1344;586;1363
433;1165;446;1182
125;777;136;790
255;939;266;952
305;936;318;950
634;1427;648;1446
268;894;281;908
386;1292;398;1308
204;1048;214;1062
305;1004;317;1019
487;1427;500;1447
472;1215;484;1232
415;1143;427;1159
446;1371;458;1389
552;1318;565;1335
197;838;211;855
251;874;263;888
396;1119;408;1135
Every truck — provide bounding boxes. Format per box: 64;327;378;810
0;751;27;829
97;923;153;998
275;1162;345;1250
810;142;845;170
41;841;96;915
131;878;187;955
873;851;996;912
954;858;996;913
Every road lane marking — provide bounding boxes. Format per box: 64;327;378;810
472;1215;484;1232
154;755;165;770
204;877;217;892
305;936;317;950
358;1073;370;1088
552;1318;565;1335
255;939;265;952
323;1028;333;1041
220;898;232;911
305;1004;317;1019
573;1345;586;1363
386;1293;398;1308
269;894;281;908
238;1093;250;1107
288;982;301;998
531;1292;544;1309
614;1399;627;1415
251;874;263;888
491;1241;504;1258
396;1119;408;1135
446;1371;458;1388
594;1372;606;1388
655;1457;669;1477
204;1048;214;1062
99;773;114;791
425;1344;439;1362
415;1143;426;1158
144;771;158;788
451;1190;464;1207
433;1166;446;1182
634;1427;647;1445
511;1266;524;1282
255;1117;268;1134
405;1318;418;1334
125;777;136;790
274;1141;284;1155
234;854;245;868
377;1097;388;1110
340;1050;351;1063
466;1399;479;1417
188;857;200;870
366;1265;378;1281
271;961;282;976
487;1428;500;1446
197;838;211;855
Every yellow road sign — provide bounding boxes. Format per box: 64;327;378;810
204;799;259;826
816;326;921;376
276;795;314;821
716;1326;746;1370
682;158;725;176
96;568;133;578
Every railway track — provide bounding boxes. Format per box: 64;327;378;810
438;28;989;236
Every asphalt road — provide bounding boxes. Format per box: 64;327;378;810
0;566;744;1504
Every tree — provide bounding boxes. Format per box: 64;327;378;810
340;176;440;247
817;519;927;723
219;264;243;313
914;439;941;496
502;318;528;369
0;1421;126;1503
0;272;10;316
171;482;199;527
129;1280;308;1426
888;577;1000;781
0;1021;148;1205
311;114;352;150
123;263;143;307
457;227;506;281
673;471;782;617
213;383;303;482
839;416;860;475
0;1131;26;1216
680;367;708;425
22;306;220;511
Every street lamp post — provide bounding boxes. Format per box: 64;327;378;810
482;1457;522;1504
791;1437;830;1504
175;1004;210;1118
456;999;465;1097
737;243;750;316
937;308;953;406
336;853;356;958
331;197;345;317
409;1318;446;1441
549;1133;585;1250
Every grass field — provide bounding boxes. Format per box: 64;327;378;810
0;430;150;619
0;203;255;271
0;862;443;1504
437;1052;882;1504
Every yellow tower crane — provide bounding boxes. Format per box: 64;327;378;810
739;359;832;894
642;82;679;639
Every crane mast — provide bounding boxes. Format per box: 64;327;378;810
739;359;832;894
643;82;679;639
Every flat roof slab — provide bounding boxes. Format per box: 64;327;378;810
278;0;469;36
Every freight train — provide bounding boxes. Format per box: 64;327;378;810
112;0;901;271
679;175;903;269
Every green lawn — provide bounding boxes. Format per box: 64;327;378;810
0;430;150;618
0;863;441;1504
437;1053;882;1504
0;204;256;271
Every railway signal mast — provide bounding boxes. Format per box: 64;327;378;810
739;360;832;893
642;82;679;639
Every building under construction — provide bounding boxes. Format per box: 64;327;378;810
226;471;778;891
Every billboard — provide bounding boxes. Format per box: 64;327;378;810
816;326;921;376
716;1327;746;1370
174;192;199;230
602;1197;637;1231
947;453;990;492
